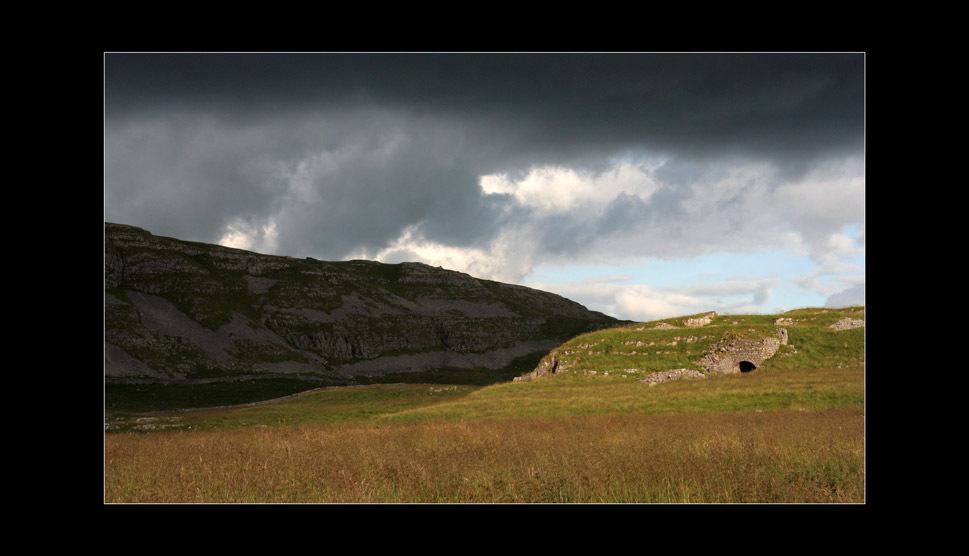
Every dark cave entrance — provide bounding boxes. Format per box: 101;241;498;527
738;361;757;373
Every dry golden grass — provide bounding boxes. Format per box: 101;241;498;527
105;407;863;503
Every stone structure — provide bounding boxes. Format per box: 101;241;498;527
518;326;789;382
697;330;784;375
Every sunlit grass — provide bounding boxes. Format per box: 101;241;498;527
105;408;864;503
383;366;863;422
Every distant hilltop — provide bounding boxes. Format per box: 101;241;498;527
104;223;623;385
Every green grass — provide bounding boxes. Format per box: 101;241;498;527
105;378;344;414
106;383;479;432
380;365;863;422
106;352;546;417
106;363;863;432
353;352;547;386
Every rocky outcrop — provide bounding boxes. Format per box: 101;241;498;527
104;223;620;383
514;350;566;382
830;318;865;331
684;312;716;327
640;368;707;387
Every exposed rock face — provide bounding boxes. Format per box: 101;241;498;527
104;223;620;383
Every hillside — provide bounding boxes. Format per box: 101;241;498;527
516;307;865;385
104;223;622;388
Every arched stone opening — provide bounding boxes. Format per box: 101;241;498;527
738;361;757;373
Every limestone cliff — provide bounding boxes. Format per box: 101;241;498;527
104;223;621;384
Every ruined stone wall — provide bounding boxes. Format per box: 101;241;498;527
698;333;783;375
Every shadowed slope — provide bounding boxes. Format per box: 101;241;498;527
105;223;622;387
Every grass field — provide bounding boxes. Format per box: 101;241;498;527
105;367;864;503
106;407;863;503
104;307;865;504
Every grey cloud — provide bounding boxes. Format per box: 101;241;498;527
684;279;780;307
594;192;660;238
105;107;517;259
105;53;864;164
104;53;864;273
526;185;692;263
103;115;285;243
258;116;517;259
825;283;865;308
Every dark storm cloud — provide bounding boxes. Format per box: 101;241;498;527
259;116;518;258
103;113;285;243
104;52;865;266
105;53;864;163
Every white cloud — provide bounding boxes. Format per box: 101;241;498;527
792;222;864;301
615;287;708;321
582;275;635;285
217;227;253;251
775;154;865;246
810;231;864;275
218;219;279;254
479;163;660;214
351;224;539;284
525;278;783;322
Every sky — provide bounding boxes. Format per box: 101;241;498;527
104;52;865;321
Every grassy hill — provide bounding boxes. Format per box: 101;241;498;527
523;306;865;380
105;306;865;503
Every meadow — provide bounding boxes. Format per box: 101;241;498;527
105;365;864;503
